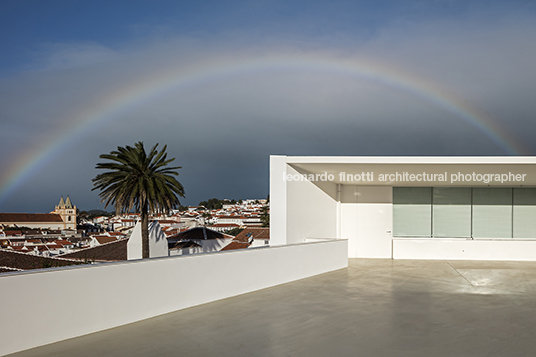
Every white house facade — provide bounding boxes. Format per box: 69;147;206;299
270;155;536;261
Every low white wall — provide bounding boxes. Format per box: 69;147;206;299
393;239;536;261
0;239;348;356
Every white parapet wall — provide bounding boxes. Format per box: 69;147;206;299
393;239;536;261
0;239;348;356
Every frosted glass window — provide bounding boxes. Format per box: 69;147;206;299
513;188;536;238
393;187;432;237
433;188;471;238
472;188;512;238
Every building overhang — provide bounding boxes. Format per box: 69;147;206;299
283;156;536;186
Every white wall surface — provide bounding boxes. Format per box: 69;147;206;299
393;239;536;260
0;239;348;356
270;155;288;245
148;221;169;258
127;222;142;260
341;186;393;258
340;185;359;257
127;221;169;260
286;165;338;243
250;239;270;248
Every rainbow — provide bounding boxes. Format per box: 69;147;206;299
0;53;528;207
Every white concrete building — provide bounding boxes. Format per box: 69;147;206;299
270;155;536;261
127;221;169;260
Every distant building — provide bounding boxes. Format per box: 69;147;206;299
0;213;64;230
207;223;241;232
220;227;270;251
51;196;77;230
0;248;82;272
62;238;128;262
168;227;234;255
0;196;77;231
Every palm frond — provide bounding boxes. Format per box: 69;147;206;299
92;142;185;215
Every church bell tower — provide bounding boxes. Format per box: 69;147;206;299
53;195;77;230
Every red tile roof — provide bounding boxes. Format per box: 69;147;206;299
62;238;128;261
0;249;83;271
163;229;180;237
45;244;63;250
169;241;202;249
220;241;251;251
157;220;180;224
219;228;269;251
0;213;63;223
233;228;270;242
2;230;23;236
167;227;233;241
209;223;240;228
95;236;118;245
9;246;29;252
0;266;23;273
53;240;74;247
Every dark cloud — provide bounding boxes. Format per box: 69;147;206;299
1;6;536;212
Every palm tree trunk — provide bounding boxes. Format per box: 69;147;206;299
141;201;149;259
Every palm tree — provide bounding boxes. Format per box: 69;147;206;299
92;142;185;258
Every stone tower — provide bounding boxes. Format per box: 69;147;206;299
52;195;77;230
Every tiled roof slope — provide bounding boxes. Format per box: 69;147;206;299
0;213;63;223
0;266;23;273
94;236;119;245
0;249;82;272
234;227;270;242
62;238;128;261
220;241;251;251
168;227;233;241
169;241;202;249
221;228;270;251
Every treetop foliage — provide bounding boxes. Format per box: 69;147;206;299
92;141;185;215
198;198;238;210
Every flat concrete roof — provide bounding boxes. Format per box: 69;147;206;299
7;259;536;357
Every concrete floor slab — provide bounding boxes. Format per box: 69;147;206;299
7;259;536;357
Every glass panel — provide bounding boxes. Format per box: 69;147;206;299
433;188;471;238
472;188;512;238
393;187;432;237
513;188;536;238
